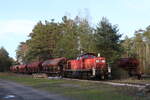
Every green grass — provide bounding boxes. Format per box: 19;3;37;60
0;73;148;100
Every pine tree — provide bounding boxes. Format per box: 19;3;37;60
95;17;122;63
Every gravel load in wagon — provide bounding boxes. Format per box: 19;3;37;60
42;57;66;76
42;57;66;67
27;61;43;73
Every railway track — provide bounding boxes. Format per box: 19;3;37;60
31;73;150;89
63;78;150;89
16;73;149;90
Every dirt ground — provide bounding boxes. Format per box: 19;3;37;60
0;79;70;100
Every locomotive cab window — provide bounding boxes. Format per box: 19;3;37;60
82;55;96;59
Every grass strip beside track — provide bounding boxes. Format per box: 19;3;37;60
0;73;148;100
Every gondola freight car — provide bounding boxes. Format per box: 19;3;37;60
42;57;66;76
117;58;142;79
27;61;43;73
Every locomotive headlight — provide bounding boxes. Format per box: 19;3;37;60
96;59;100;63
101;60;105;63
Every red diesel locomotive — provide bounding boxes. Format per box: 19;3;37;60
64;53;108;79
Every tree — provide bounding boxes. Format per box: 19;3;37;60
121;36;137;58
143;27;150;74
75;16;96;54
95;17;122;63
121;28;150;74
54;16;80;58
16;16;124;66
54;16;96;59
25;20;61;62
16;42;28;64
0;47;12;72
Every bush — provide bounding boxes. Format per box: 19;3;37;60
111;65;129;79
144;67;150;75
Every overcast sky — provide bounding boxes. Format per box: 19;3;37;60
0;0;150;59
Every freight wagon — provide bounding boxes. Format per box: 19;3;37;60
117;58;142;79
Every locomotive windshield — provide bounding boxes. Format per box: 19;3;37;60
82;55;95;59
77;53;96;60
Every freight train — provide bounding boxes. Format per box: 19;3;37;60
10;53;110;79
10;53;141;79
